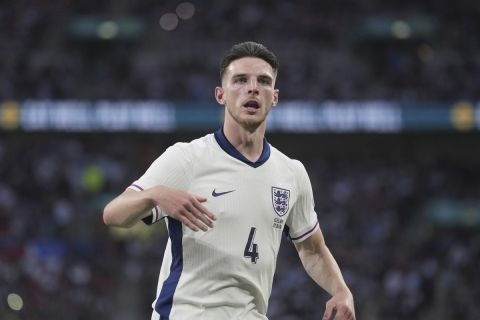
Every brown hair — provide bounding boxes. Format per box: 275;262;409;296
219;41;279;80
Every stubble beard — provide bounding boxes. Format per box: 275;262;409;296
225;103;269;133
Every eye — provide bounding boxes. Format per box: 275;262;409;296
234;77;247;83
258;77;272;85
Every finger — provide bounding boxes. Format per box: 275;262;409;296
335;307;349;320
188;203;214;228
190;216;209;232
182;208;210;232
193;197;216;220
193;202;216;222
195;195;208;202
323;305;336;320
178;209;208;232
180;215;199;232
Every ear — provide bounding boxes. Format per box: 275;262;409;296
215;87;225;105
272;89;279;107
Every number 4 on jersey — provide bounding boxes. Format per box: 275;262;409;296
244;227;259;264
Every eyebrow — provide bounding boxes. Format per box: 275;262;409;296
258;75;273;83
231;73;273;82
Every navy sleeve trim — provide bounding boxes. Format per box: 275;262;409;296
289;221;319;241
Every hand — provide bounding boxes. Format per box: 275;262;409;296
323;290;355;320
149;186;216;232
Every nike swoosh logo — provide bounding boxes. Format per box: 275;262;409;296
212;189;235;197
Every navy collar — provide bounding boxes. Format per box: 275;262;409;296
214;128;270;168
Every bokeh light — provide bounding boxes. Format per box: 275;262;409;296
159;13;178;31
391;20;411;39
417;43;433;62
82;165;106;192
97;21;118;39
7;293;24;311
176;2;195;20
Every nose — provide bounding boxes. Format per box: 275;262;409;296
247;79;259;95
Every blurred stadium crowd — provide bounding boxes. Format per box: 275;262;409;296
1;0;480;319
1;133;479;319
1;0;479;101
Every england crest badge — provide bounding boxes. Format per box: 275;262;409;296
272;187;290;216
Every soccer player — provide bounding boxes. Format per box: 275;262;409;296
103;41;355;320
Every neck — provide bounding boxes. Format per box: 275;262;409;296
223;120;266;163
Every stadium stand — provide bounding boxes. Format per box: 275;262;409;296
1;1;479;319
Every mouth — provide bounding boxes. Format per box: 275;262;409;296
243;100;260;110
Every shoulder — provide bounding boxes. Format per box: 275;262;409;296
269;144;307;175
269;144;311;193
170;133;215;158
174;133;213;150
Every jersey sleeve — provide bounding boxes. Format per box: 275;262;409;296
284;160;319;243
128;143;192;225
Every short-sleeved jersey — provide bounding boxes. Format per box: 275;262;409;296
129;129;319;320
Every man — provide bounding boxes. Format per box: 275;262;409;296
103;41;355;320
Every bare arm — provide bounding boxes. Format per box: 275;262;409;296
103;186;216;231
295;228;355;320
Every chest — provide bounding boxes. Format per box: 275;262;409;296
188;161;297;230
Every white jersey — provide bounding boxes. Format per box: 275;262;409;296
129;129;319;320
